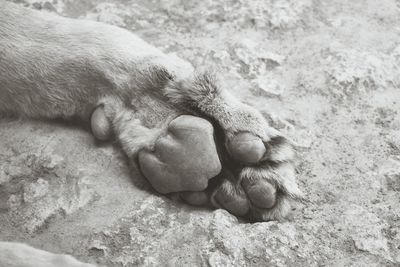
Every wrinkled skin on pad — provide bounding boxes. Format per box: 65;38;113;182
138;115;222;194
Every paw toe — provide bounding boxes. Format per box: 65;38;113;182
227;132;266;163
242;179;277;209
213;180;250;216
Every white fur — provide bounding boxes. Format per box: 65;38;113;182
0;2;191;120
0;2;303;265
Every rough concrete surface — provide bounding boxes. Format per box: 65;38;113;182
1;0;400;266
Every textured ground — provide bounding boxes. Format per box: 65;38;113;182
1;0;400;266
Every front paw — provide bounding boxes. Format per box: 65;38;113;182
138;115;221;194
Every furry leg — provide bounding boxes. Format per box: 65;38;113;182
97;97;167;158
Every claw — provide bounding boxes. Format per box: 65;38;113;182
213;180;250;216
227;132;266;163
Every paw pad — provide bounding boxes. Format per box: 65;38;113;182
91;106;112;141
242;179;277;209
227;132;266;163
138;115;222;194
214;179;250;216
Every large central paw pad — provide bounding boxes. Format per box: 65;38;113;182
138;115;222;194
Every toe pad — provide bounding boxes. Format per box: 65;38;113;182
243;179;277;209
228;132;266;163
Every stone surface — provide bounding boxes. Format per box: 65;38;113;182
342;205;391;261
1;0;400;266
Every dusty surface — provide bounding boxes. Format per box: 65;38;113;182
1;0;400;266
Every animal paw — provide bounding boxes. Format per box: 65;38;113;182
214;111;303;221
179;104;304;221
91;101;303;221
